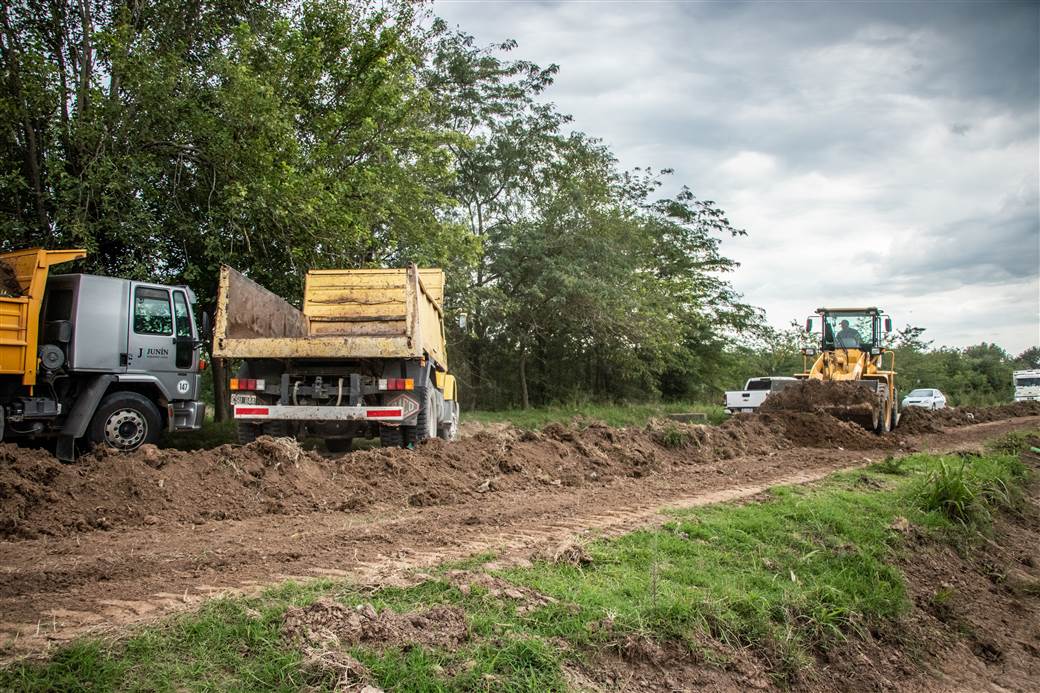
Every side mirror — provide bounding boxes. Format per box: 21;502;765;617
457;313;467;330
201;311;212;339
884;317;892;333
805;318;813;333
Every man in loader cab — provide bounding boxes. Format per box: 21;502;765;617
835;319;864;348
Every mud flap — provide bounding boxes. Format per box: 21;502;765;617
56;374;116;461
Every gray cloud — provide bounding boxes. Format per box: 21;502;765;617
434;0;1040;352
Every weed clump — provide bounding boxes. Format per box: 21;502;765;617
873;456;909;476
656;425;691;448
913;454;1028;526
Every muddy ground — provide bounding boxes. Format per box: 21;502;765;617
1;403;1038;666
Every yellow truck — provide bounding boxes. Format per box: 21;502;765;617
213;264;459;451
0;248;207;460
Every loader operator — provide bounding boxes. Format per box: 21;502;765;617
835;320;864;348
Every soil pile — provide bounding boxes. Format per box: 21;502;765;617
760;379;880;416
898;400;1040;435
2;401;1034;540
0;260;22;297
282;598;468;650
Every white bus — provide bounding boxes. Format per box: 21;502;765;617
1013;369;1040;402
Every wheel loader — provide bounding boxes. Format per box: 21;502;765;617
792;307;898;432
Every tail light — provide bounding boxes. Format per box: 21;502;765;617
198;359;208;371
378;378;414;391
230;378;265;391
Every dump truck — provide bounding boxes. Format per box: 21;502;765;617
792;306;899;432
212;264;459;451
0;247;207;460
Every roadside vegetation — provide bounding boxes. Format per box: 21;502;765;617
5;433;1034;691
464;401;728;430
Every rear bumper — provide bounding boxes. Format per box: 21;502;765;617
170;401;206;431
234;404;406;422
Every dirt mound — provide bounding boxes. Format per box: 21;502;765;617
760;379;880;416
755;411;892;450
282;598;468;650
0;260;22;297
898;401;1040;435
3;400;1033;540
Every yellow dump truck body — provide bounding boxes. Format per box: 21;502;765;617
0;248;87;386
213;265;448;369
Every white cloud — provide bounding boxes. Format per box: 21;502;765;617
434;0;1040;353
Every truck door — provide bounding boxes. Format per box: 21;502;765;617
126;284;188;399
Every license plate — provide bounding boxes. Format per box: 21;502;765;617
231;393;258;406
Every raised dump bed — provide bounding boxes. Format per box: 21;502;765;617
213;265;446;368
213;264;458;450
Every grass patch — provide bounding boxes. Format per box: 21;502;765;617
4;444;1034;691
464;400;727;429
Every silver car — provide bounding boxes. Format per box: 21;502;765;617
901;388;947;410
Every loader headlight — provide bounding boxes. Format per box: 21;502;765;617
870;347;881;355
802;348;816;356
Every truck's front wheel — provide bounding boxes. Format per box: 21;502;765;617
90;392;162;451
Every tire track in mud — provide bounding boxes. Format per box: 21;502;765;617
1;416;1036;660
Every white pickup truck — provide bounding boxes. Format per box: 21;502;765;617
724;377;799;414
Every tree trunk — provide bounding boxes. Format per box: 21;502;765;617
519;349;529;410
212;357;230;422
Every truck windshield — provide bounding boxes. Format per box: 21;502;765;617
822;313;874;350
1017;377;1040;387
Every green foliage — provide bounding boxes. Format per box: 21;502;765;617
912;454;1028;526
657;425;691;448
464;400;727;429
872;456;909;476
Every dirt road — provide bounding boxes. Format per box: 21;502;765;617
1;410;1037;659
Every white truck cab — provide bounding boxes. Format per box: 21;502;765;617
1013;369;1040;402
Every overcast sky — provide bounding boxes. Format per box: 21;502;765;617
434;0;1040;354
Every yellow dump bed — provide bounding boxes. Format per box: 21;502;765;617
213;265;448;368
0;248;86;386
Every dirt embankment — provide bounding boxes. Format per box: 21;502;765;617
898;400;1040;434
2;402;1038;542
0;409;903;540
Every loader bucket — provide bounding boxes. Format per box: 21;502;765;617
759;380;882;431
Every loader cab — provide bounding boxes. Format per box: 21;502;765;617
806;307;892;354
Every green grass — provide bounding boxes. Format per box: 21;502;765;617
464;400;728;429
3;445;1033;691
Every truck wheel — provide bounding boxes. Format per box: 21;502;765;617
89;392;161;451
403;387;437;448
237;420;287;444
379;425;403;448
438;402;459;441
326;438;353;453
237;422;260;444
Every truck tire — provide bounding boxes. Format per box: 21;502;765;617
89;392;162;451
237;420;288;444
438;401;459;441
326;438;353;453
379;424;403;448
403;387;437;448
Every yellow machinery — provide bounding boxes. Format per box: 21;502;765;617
797;307;898;432
0;247;87;387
